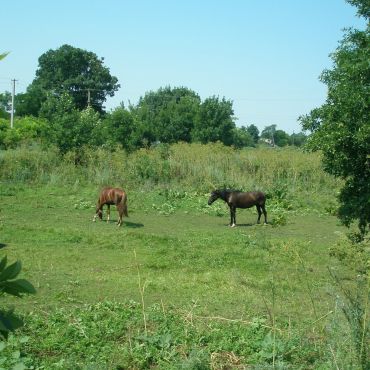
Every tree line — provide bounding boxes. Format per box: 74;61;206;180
0;45;306;152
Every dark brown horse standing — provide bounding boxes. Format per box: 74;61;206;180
208;189;267;227
93;187;128;226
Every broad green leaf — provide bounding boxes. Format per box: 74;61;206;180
0;261;22;281
0;310;23;332
6;279;36;295
0;257;7;273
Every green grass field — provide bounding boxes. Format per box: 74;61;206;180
0;145;362;369
0;182;357;369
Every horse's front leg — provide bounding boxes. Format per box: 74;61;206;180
230;206;236;227
93;204;103;222
106;205;110;223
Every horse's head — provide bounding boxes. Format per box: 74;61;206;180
208;190;221;205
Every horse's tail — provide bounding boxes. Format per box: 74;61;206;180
123;203;128;217
122;193;128;217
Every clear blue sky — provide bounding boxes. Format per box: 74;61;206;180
0;0;366;133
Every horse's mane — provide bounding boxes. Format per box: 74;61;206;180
218;188;242;194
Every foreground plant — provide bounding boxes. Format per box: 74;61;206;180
0;256;36;339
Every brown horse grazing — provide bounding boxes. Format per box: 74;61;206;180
93;187;128;226
208;189;267;227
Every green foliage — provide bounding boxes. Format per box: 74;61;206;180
0;146;60;183
260;125;295;147
290;131;307;147
17;44;120;115
328;234;369;369
192;96;235;145
261;124;276;142
3;301;334;369
40;93;103;153
274;129;291;147
0;117;51;149
232;126;255;148
0;92;11;118
132;86;201;145
15;84;47;117
0;52;9;61
300;11;369;236
300;3;369;368
102;106;137;150
0;257;36;340
0;334;31;370
347;0;370;17
0;144;340;211
246;124;260;143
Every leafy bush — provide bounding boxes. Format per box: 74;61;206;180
11;301;330;369
0;257;36;339
0;117;51;149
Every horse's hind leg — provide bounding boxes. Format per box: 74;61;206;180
256;205;262;224
116;204;124;226
262;204;267;224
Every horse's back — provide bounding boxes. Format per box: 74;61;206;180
232;191;265;208
99;187;126;205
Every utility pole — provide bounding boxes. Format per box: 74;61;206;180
87;88;91;107
10;79;17;128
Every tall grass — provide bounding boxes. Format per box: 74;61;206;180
0;143;340;190
0;142;342;213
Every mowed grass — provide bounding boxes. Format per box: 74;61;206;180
1;183;344;324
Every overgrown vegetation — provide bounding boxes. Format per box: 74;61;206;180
0;1;368;368
300;2;369;368
0;143;363;369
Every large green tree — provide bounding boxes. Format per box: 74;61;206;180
274;129;291;147
17;45;120;115
232;126;254;148
246;124;260;144
133;86;201;144
102;106;137;151
192;96;235;145
301;5;369;368
40;92;101;153
299;2;369;237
